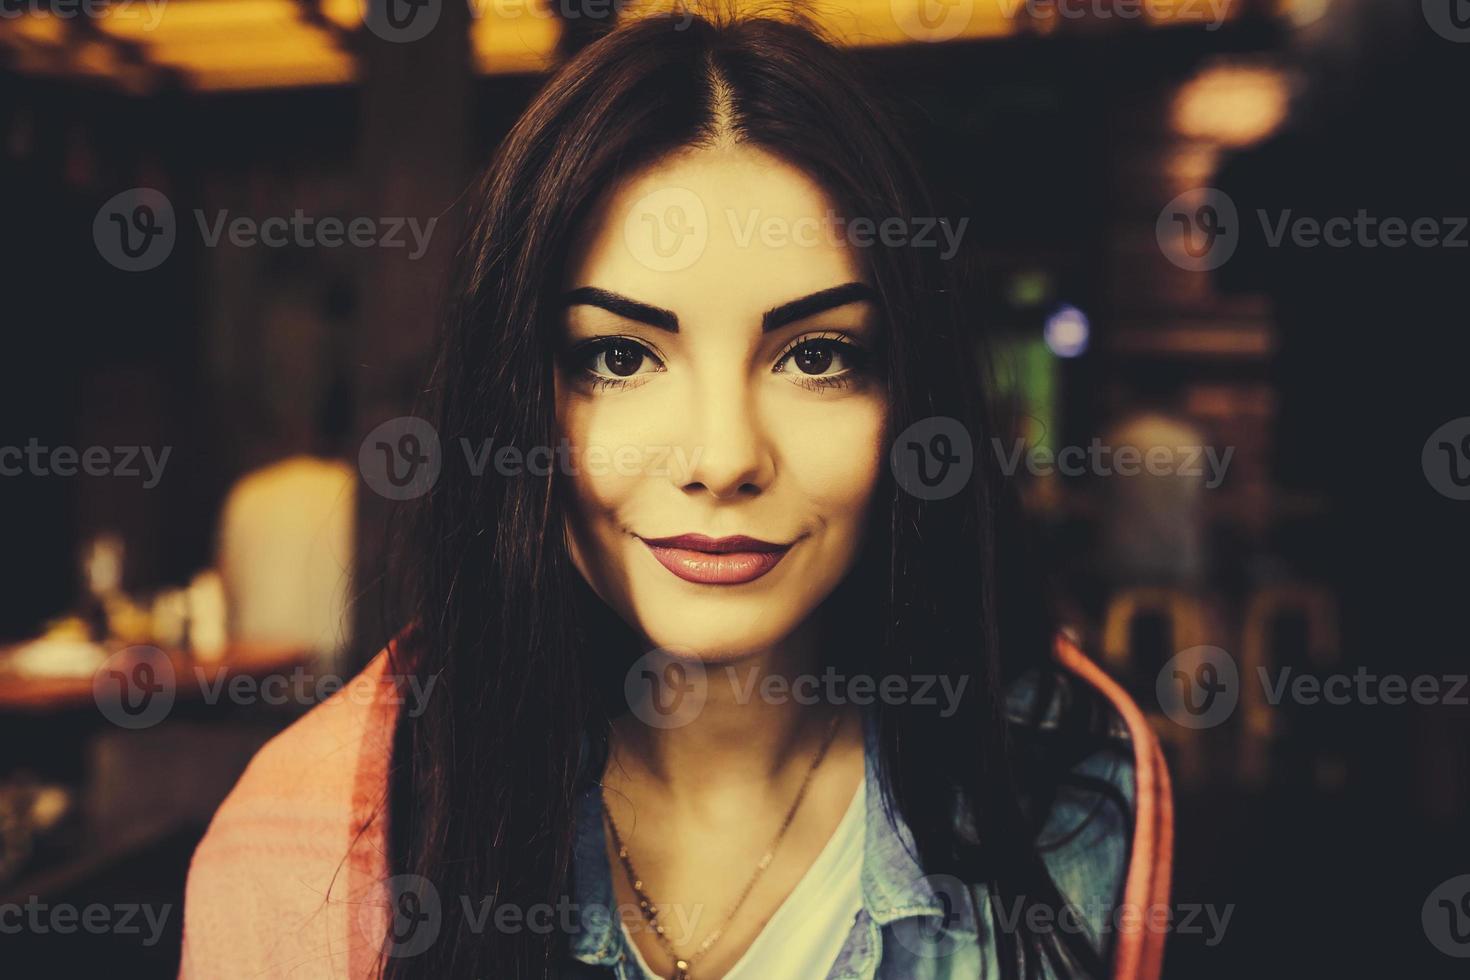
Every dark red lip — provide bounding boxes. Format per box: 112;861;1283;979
638;533;788;554
637;533;795;585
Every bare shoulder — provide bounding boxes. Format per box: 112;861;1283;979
178;651;404;979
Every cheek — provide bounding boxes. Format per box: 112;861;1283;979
557;386;665;525
769;394;887;526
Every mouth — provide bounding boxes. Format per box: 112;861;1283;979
637;533;794;586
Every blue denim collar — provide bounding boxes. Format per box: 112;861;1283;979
569;765;620;966
566;708;976;969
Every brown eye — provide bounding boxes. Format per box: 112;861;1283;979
773;334;871;390
603;341;645;377
571;336;664;388
791;342;834;375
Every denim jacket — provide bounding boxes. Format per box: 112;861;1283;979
562;673;1136;979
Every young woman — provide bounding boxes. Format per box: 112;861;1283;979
180;9;1171;980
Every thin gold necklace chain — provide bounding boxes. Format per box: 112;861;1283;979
601;709;845;980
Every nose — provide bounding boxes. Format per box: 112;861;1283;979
677;377;775;500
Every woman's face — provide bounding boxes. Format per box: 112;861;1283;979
556;144;887;662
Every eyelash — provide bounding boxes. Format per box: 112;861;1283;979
565;332;872;393
564;336;665;393
771;331;872;392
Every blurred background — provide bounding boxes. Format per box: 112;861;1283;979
2;0;1468;975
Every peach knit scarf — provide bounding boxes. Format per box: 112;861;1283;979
178;634;1172;979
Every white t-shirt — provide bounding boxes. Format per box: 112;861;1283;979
622;772;867;979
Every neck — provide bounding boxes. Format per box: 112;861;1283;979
608;616;848;801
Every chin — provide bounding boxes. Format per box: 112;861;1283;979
634;600;807;664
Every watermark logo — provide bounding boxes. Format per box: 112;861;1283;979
93;645;177;730
624;648;708;729
1157;647;1468;730
93;661;438;729
624;187;709;273
890;416;975;501
360;0;441;42
1424;875;1470;957
1157;645;1239;729
360;416;443;501
94;188;176;272
890;873;977;958
890;418;1232;499
1159;190;1468;269
94;188;439;269
891;0;975;43
369;874;442;958
1157;188;1238;271
1422;417;1470;500
1424;0;1470;43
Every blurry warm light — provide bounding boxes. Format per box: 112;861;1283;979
320;0;362;31
1143;0;1241;29
10;11;68;44
1172;62;1291;148
1185;383;1276;417
87;0;357;90
153;38;357;90
822;0;1020;47
94;0;301;40
470;0;564;75
68;37;131;77
1161;143;1220;199
9;0;1266;93
1111;325;1274;358
0;20;160;93
1278;0;1331;28
621;0;1021;47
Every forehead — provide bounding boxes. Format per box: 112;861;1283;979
562;144;868;320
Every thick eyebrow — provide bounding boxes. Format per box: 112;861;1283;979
761;282;876;333
562;287;679;332
561;281;876;334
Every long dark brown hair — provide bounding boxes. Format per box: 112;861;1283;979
379;9;1124;979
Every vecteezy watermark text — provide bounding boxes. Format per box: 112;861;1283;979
888;874;1233;959
624;650;971;729
370;876;711;959
358;416;711;501
991;436;1232;488
620;185;972;272
990;896;1233;946
889;417;1234;502
1159;188;1469;270
0;0;167;27
1012;0;1231;31
0;439;170;488
93;188;440;271
193;210;437;258
0;898;171;946
724;209;969;260
1157;645;1469;729
93;646;438;729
